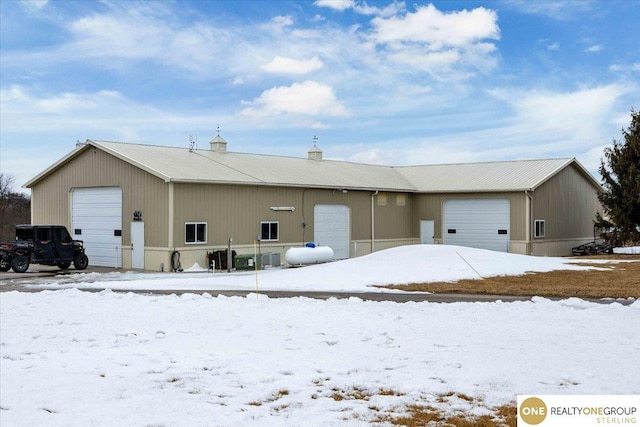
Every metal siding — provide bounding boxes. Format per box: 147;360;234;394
171;184;413;250
373;192;414;239
29;148;169;248
532;164;603;240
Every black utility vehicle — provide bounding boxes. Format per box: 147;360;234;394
0;225;89;273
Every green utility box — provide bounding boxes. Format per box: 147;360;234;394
234;254;261;270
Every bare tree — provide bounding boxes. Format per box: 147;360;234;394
0;173;31;241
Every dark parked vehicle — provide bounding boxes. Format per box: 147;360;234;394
0;225;89;273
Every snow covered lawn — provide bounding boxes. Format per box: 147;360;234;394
24;245;629;293
1;245;638;426
1;291;639;426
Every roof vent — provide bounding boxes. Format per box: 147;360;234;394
308;135;322;160
209;126;227;153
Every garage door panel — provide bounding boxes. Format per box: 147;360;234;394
444;199;510;252
314;204;350;259
72;187;122;267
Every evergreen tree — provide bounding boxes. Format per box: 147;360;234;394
595;110;640;245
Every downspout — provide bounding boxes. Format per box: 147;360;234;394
525;190;533;255
168;182;174;249
371;190;378;253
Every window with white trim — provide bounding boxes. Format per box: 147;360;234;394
185;222;207;244
260;221;279;241
534;220;545;238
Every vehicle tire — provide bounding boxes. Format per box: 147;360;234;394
73;253;89;270
11;255;30;273
57;261;71;270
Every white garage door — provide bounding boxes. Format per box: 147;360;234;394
314;204;350;259
72;187;122;267
444;199;510;252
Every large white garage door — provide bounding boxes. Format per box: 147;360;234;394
444;199;510;252
314;204;350;259
72;187;122;267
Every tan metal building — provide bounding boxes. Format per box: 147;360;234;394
24;138;603;270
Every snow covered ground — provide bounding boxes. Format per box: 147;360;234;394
1;245;639;426
615;246;640;254
15;244;633;293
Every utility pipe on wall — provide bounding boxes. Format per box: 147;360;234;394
371;190;379;253
525;190;533;255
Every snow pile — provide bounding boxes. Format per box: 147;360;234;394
30;244;617;293
1;290;638;426
614;246;640;254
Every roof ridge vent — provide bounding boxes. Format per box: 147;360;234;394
308;135;322;160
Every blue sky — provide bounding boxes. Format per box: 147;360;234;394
1;0;638;193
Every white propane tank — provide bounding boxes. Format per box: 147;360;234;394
285;246;334;265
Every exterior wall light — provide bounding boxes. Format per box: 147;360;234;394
270;207;295;212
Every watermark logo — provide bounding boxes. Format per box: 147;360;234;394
519;397;547;425
517;395;639;426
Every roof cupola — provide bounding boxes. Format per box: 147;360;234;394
308;135;322;160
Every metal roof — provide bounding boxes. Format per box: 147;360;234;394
24;140;602;193
395;158;599;192
89;140;416;191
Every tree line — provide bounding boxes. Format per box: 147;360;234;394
0;174;31;242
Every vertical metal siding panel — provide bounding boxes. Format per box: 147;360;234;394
533;165;601;240
29;148;169;248
171;185;413;248
373;192;414;239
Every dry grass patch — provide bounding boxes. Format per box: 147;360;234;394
378;401;517;427
384;255;639;299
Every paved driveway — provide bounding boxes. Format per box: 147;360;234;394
1;268;633;305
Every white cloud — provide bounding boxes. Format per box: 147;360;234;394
368;4;499;79
353;1;406;18
240;80;348;118
585;44;603;53
486;84;630;158
314;0;355;12
314;0;405;17
609;63;640;73
370;4;499;48
547;42;560;51
19;0;48;12
262;15;294;32
262;56;323;75
504;0;595;21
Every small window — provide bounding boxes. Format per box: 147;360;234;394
447;229;457;234
185;222;207;244
37;228;51;241
534;220;545;238
498;229;508;235
396;194;406;206
260;221;279;241
377;192;387;206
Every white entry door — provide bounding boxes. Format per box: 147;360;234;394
420;220;434;244
131;221;144;269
